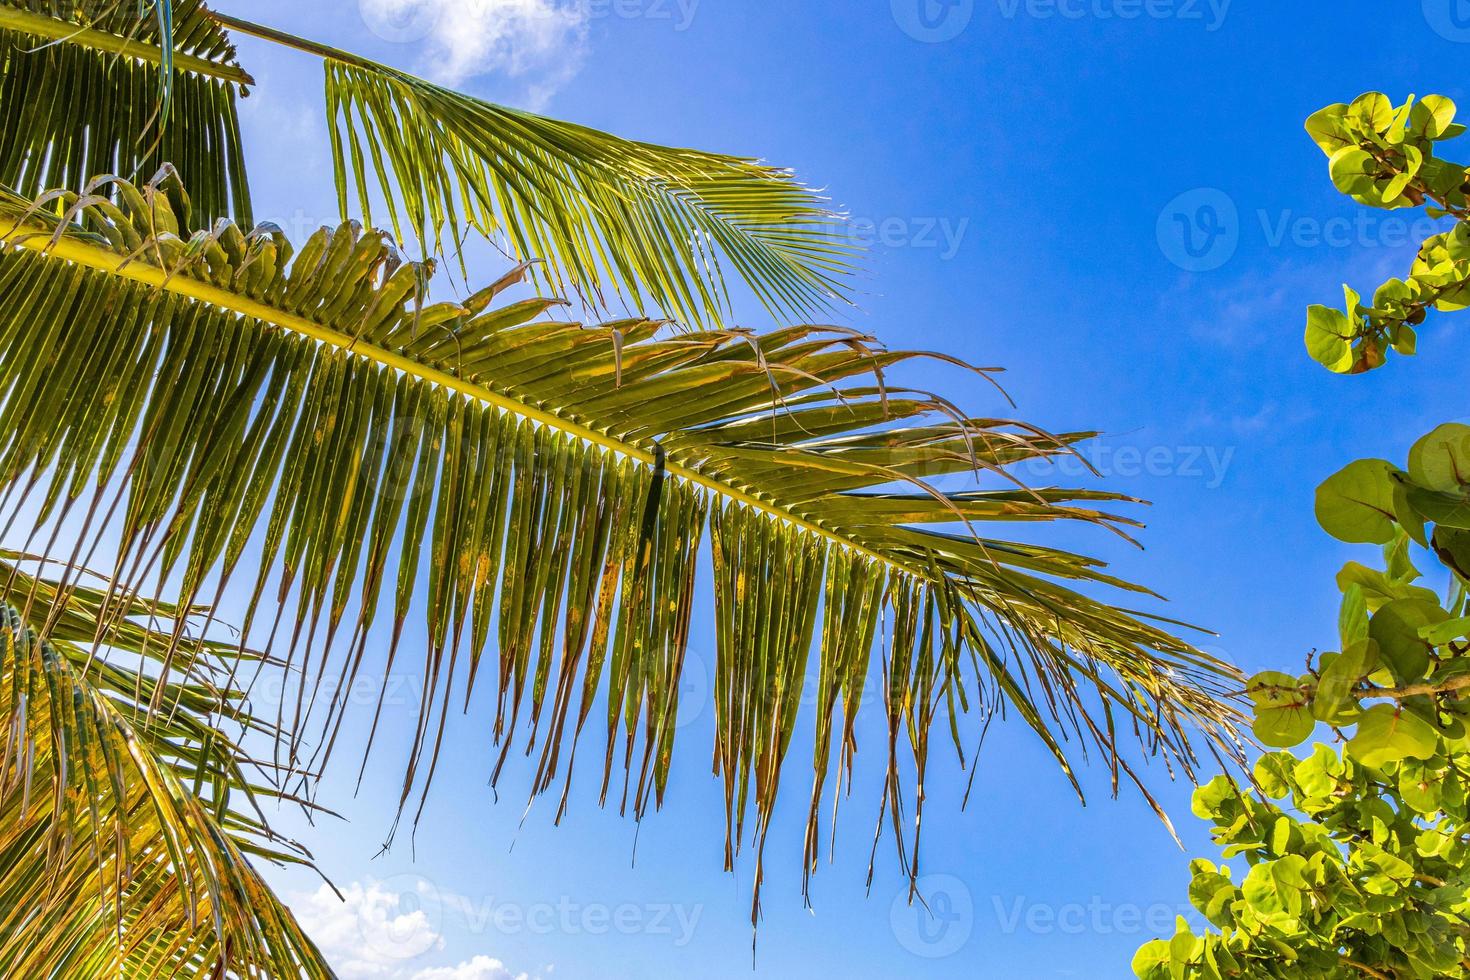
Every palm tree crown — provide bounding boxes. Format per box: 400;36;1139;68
0;3;1244;974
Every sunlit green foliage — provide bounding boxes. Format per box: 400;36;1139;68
1304;92;1470;374
1134;440;1470;977
0;556;333;976
1;166;1247;939
0;1;1255;970
1136;95;1470;980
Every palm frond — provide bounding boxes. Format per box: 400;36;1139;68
0;0;253;224
207;10;857;328
0;175;1244;924
0;557;334;978
3;1;855;327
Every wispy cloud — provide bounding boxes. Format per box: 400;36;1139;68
361;0;590;107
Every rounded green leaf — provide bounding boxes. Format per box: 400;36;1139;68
1304;305;1355;373
1253;752;1295;799
1315;459;1400;544
1348;92;1394;134
1398;761;1442;814
1242;856;1307;915
1347;704;1440;768
1248;671;1315;747
1169;927;1198;970
1408;423;1470;492
1131;940;1171;980
1254;704;1316;748
1433;527;1470;579
1393;481;1430;546
1329;147;1377;196
1314;639;1377;724
1416;94;1458;140
1339;584;1369;646
1412;482;1470;530
1293;743;1345;799
1304;103;1352;156
1191;775;1241;820
1369;598;1446;684
1188;869;1237;929
1245;670;1298;703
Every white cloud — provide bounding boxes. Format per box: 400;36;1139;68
292;879;445;979
412;956;528;980
292;879;544;980
361;0;590;106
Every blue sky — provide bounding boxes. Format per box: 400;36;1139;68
211;2;1470;977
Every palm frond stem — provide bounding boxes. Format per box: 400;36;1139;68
3;216;925;579
202;8;378;74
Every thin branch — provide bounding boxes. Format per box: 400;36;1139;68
1340;956;1394;980
1364;674;1470;701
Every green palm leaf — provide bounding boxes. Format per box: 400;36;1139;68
0;556;335;978
209;10;857;327
0;0;253;224
2;3;854;327
0;175;1243;925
